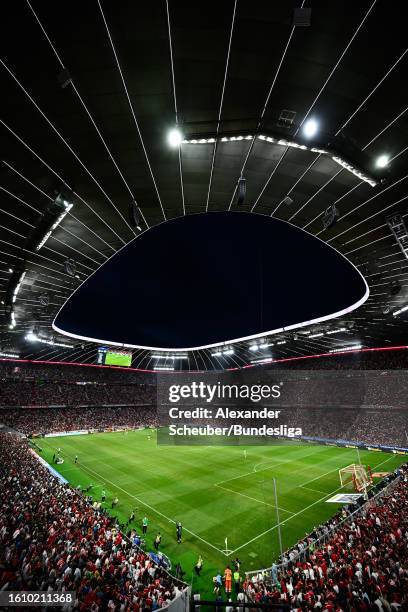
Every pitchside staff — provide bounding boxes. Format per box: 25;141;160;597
176;521;182;543
142;516;148;534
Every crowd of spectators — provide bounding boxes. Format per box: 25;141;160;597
0;362;156;383
347;411;407;448
0;406;158;436
1;356;407;610
283;407;408;448
1;398;406;446
1;403;406;447
245;464;408;610
0;381;156;408
0;433;185;610
268;348;408;371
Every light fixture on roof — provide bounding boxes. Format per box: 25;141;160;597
25;332;38;342
8;311;16;330
322;204;339;230
168;128;183;148
32;192;73;252
236;176;246;206
329;344;362;353
64;259;77;277
282;195;294;206
129;200;142;231
302;118;319;139
183;128;382;187
0;351;20;358
250;357;274;364
375;154;390;168
211;347;234;357
326;327;347;334
223;348;234;356
152;354;188;360
331;156;377;186
250;342;272;351
25;332;71;348
393;304;408;316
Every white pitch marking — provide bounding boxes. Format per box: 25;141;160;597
42;441;398;559
215;447;324;487
252;447;323;474
300;452;395;488
299;485;328;494
227;453;398;555
215;483;294;514
66;457;227;555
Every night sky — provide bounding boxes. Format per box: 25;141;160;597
54;212;367;349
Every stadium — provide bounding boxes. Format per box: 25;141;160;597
0;1;408;610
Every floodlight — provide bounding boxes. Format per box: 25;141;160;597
302;118;319;139
168;128;183;148
375;154;389;168
25;332;38;342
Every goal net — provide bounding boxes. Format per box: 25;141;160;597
339;464;372;492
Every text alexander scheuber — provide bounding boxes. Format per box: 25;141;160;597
165;382;303;439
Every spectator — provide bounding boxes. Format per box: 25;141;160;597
244;464;408;610
0;433;185;610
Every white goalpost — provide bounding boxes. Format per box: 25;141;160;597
339;464;372;492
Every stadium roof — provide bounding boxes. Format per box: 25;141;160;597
1;0;408;370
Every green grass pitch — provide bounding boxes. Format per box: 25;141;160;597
37;430;406;599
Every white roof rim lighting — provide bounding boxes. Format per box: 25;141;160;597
52;212;370;352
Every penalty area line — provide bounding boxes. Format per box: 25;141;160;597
251;446;330;475
300;451;396;488
215;483;294;515
215;447;327;487
227;482;346;556
299;485;328;494
65;456;228;556
227;453;397;556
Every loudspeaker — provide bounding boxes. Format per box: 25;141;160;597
322;204;339;230
236;177;246;206
129;200;141;228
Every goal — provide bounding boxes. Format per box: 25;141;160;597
339;464;372;492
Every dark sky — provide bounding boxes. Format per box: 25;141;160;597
54;212;367;349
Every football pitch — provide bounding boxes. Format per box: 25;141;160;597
38;430;406;596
